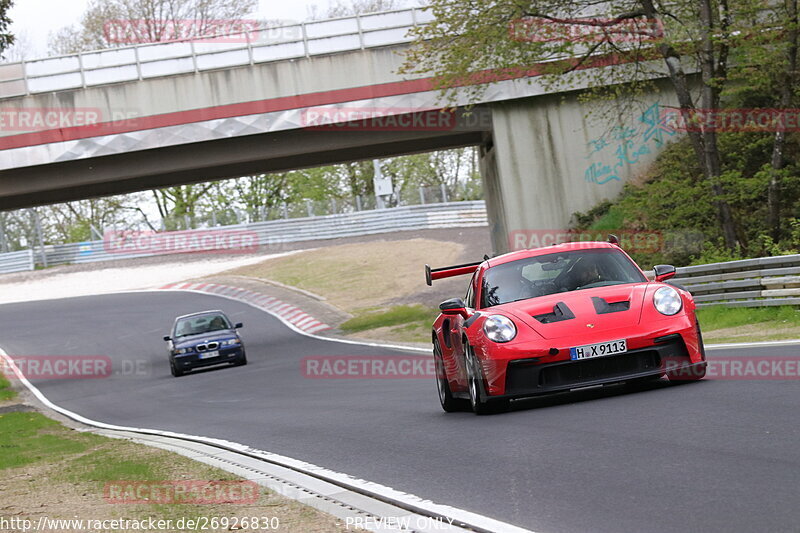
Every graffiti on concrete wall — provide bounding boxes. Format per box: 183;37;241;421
583;102;675;185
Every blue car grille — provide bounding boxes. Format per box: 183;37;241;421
196;341;220;352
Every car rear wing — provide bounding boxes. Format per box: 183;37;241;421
425;260;483;286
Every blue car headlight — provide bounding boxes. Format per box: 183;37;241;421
174;347;190;355
221;338;240;346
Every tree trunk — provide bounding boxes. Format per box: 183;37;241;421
768;0;799;240
639;0;739;250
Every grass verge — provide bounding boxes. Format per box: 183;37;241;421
222;237;800;345
223;238;462;313
221;238;464;343
0;373;15;402
340;305;437;333
339;305;438;344
0;411;354;532
697;305;800;343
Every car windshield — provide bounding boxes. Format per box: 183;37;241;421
480;249;646;308
174;313;231;337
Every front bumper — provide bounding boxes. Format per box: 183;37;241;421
173;346;244;370
476;315;705;397
500;335;699;399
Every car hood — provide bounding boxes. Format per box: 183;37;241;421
497;283;649;340
172;330;237;349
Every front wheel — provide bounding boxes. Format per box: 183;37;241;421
465;345;509;415
434;339;468;413
170;359;184;377
232;351;248;366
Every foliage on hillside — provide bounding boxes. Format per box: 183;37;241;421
573;116;800;267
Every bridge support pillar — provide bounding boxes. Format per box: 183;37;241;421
483;89;674;255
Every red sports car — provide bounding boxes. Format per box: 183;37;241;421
425;238;707;414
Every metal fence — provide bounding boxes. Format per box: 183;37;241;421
5;201;798;310
669;255;800;307
0;249;34;273
0;8;432;98
160;184;475;230
0;201;487;273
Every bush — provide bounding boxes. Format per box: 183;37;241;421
572;130;800;267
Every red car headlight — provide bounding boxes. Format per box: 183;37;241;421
483;315;517;343
653;286;683;316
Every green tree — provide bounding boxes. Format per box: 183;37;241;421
46;197;141;242
0;0;14;58
765;0;799;239
383;147;481;202
49;0;258;54
48;0;260;225
400;0;786;250
152;184;216;229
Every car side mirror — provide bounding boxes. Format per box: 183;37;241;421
163;335;171;342
234;323;243;329
653;264;676;282
439;298;470;319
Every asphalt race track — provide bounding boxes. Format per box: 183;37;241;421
1;291;798;533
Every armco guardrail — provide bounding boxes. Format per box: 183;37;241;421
671;255;800;308
0;249;34;273
0;8;432;98
0;201;487;274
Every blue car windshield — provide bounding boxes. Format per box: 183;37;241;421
174;314;231;337
481;249;646;308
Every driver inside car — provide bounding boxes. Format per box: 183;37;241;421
564;260;602;291
483;266;526;306
570;260;602;290
208;316;226;331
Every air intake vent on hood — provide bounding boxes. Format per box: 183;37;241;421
533;302;575;324
592;296;630;314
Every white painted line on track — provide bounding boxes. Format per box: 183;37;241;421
0;344;535;533
706;339;800;350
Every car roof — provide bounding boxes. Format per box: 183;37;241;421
486;242;621;268
174;310;228;321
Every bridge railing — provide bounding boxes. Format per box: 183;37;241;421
0;8;433;99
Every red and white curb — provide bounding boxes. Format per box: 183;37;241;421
158;282;331;334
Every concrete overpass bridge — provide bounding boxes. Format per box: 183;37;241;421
0;8;675;253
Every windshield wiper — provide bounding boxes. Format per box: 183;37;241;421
578;281;627;290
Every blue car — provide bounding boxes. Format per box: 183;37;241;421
163;310;246;377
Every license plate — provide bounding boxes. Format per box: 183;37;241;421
570;339;627;360
199;350;219;359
